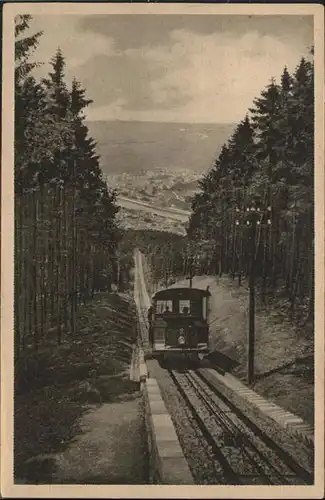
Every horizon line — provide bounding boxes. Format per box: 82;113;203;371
85;118;237;125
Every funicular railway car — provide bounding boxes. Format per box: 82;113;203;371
148;286;211;365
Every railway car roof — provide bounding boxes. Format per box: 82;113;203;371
152;287;211;300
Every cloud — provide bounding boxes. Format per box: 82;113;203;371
78;14;313;52
29;16;116;79
68;34;116;69
29;14;313;123
70;49;190;113
86;28;309;123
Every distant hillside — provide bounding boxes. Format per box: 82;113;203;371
86;120;235;175
169;179;199;192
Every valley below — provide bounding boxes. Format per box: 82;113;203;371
86;119;235;235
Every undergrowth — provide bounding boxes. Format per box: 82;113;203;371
14;292;139;481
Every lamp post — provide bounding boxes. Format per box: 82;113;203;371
235;201;272;385
189;253;193;288
186;241;194;288
188;249;198;288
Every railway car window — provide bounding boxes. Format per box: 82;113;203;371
202;297;207;320
156;300;173;314
179;299;191;314
191;300;202;317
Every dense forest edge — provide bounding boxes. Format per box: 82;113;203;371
187;53;314;331
15;15;120;358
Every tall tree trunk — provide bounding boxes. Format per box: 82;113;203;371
271;215;277;292
290;225;301;314
307;207;314;322
43;186;50;335
23;198;29;349
15;194;22;359
261;225;267;304
231;216;236;280
62;186;69;333
56;185;62;344
70;184;77;335
39;183;46;340
32;190;39;351
289;208;296;310
80;229;86;304
238;233;243;287
50;187;56;325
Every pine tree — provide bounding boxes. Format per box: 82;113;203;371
15;23;73;191
15;15;43;84
226;115;257;201
42;48;70;120
287;58;314;187
69;78;101;190
68;77;120;295
15;15;43;192
38;48;76;186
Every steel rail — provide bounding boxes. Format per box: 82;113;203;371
184;370;298;485
169;368;241;485
195;369;313;484
192;368;312;484
169;367;312;485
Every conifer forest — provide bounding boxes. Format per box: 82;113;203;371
15;15;120;358
187;55;314;327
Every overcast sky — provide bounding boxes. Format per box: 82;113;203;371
29;14;313;123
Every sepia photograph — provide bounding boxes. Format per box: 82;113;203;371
1;2;324;498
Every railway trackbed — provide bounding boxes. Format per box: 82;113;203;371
134;250;313;485
169;367;313;485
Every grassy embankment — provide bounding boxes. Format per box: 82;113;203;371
14;292;140;482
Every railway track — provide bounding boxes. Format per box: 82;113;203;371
169;367;313;485
134;249;313;485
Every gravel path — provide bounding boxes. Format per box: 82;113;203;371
53;395;148;484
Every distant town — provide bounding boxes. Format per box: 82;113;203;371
107;167;201;235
